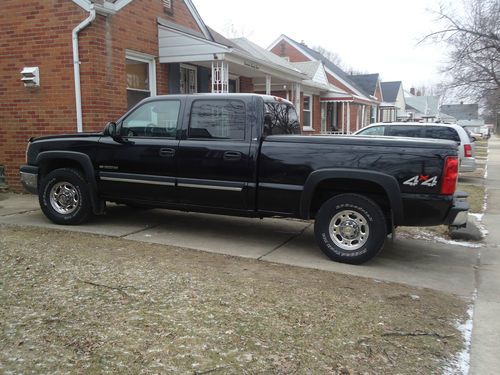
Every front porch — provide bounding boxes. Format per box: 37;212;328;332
157;19;305;115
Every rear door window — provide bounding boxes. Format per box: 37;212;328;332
357;126;385;136
425;127;460;142
189;100;246;140
264;102;300;135
386;126;424;138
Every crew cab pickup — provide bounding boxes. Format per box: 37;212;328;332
20;94;468;264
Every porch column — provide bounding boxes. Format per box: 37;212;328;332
341;102;345;133
265;75;271;95
347;102;351;134
293;83;301;121
360;105;365;129
211;61;229;93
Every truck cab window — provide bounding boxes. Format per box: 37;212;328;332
264;102;300;135
189;100;245;140
122;100;180;138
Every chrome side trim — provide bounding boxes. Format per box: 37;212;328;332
100;176;175;187
259;182;304;191
177;183;243;192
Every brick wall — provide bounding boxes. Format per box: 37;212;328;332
0;0;202;191
269;40;311;63
239;76;254;93
0;0;87;191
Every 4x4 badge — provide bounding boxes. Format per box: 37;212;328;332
403;175;438;187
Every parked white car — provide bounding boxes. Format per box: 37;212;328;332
354;122;477;173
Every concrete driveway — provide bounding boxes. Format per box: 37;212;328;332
0;192;479;297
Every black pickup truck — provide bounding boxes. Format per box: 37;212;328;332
20;94;468;264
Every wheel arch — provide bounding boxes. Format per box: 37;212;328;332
300;169;404;224
36;151;104;215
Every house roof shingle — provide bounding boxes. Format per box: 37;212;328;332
380;81;402;103
440;104;479;120
283;37;371;97
349;73;380;97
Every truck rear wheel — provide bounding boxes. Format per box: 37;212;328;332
314;193;386;264
39;168;92;225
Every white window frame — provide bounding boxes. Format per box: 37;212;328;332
125;50;157;97
180;63;197;94
303;94;313;131
229;74;240;93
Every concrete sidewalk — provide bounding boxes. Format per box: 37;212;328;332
0;191;480;297
470;136;500;375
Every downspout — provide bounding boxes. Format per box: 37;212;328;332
72;5;96;133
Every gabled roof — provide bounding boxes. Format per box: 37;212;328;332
350;74;380;97
230;37;302;74
405;95;440;116
72;0;212;38
440;104;479;120
380;81;402;103
269;34;372;99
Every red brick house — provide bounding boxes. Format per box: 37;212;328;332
0;0;311;191
268;35;383;133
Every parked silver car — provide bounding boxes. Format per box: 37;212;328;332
354;122;476;173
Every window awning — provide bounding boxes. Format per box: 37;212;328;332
158;21;230;63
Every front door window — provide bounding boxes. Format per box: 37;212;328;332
180;64;197;94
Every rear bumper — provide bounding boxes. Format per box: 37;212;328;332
444;191;469;228
19;165;39;194
460;157;476;173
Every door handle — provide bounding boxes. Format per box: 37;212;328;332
223;151;241;161
159;148;175;157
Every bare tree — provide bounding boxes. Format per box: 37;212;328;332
422;0;499;128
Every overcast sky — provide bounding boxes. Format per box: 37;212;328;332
192;0;452;91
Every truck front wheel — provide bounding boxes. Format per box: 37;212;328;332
314;194;386;264
39;168;92;225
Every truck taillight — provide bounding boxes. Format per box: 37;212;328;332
441;156;459;195
464;144;472;158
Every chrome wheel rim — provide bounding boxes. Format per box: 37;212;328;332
49;182;79;214
329;209;369;251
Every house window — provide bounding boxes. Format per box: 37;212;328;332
303;95;313;129
180;64;197;94
163;0;173;14
126;51;156;109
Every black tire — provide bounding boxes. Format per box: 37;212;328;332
39;168;92;225
314;193;386;264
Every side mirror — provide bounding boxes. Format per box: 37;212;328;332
103;122;117;137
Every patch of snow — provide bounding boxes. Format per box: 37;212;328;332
442;290;476;375
407;230;482;248
469;213;483;221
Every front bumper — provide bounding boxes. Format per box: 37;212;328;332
19;165;39;194
444;191;469;228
